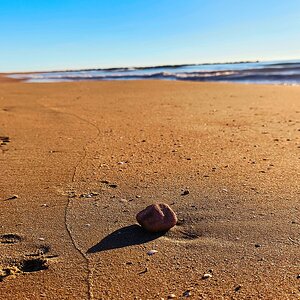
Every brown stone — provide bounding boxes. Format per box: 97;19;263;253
136;203;177;232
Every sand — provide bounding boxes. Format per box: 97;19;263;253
0;78;299;299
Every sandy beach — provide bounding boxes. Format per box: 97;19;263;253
0;79;299;299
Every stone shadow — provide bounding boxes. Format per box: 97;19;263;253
87;224;165;253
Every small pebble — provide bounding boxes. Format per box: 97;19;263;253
202;273;213;279
297;274;300;279
234;284;242;292
147;250;158;256
255;243;262;248
183;290;192;297
80;192;98;198
181;190;190;196
167;294;176;299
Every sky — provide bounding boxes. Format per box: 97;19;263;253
1;0;300;72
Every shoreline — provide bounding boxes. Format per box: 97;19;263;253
2;74;300;87
0;80;299;299
1;74;300;87
3;59;300;85
0;73;23;83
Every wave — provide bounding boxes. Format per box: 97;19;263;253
9;59;300;84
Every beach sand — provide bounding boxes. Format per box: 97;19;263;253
0;78;299;299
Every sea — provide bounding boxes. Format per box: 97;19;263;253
9;59;300;85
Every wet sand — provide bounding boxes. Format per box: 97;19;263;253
0;79;299;299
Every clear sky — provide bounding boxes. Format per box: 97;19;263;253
1;0;300;72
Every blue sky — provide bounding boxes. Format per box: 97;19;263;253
1;0;300;72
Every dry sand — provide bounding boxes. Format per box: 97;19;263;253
0;78;299;299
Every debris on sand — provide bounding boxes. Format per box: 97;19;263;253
202;273;213;279
234;284;242;292
100;180;118;188
138;267;148;274
136;203;177;233
5;195;18;201
183;290;192;297
108;184;118;188
80;192;99;198
181;190;190;196
147;250;158;256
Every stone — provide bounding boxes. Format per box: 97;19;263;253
183;290;192;297
147;250;158;256
202;273;213;279
136;203;177;233
234;284;242;292
181;190;190;196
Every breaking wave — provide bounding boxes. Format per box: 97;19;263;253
9;59;300;85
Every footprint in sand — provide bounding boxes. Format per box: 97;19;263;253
0;234;22;244
19;258;48;272
0;235;56;282
0;258;49;282
0;136;10;146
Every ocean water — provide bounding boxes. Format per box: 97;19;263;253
10;59;300;85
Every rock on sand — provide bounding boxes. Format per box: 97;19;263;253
136;203;177;232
